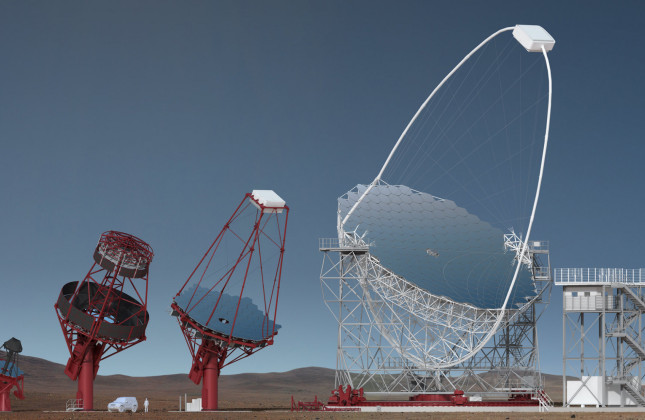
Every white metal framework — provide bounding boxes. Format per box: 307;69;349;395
556;268;645;407
334;25;555;369
320;232;552;407
319;25;556;409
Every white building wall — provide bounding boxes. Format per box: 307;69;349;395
567;376;636;406
186;398;202;412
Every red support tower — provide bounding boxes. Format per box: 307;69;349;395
54;231;153;411
171;190;289;411
0;338;24;412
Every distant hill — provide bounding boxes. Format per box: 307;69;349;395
10;354;566;411
13;354;335;411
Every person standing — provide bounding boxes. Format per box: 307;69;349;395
144;398;149;413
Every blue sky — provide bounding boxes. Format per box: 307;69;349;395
1;0;644;380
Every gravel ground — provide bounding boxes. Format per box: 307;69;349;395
2;409;645;420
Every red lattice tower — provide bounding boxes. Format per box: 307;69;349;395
0;338;24;412
171;190;289;411
54;231;153;411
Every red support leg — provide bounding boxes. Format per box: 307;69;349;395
0;389;10;412
201;353;220;411
78;349;94;411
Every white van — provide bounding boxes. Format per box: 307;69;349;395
107;397;138;412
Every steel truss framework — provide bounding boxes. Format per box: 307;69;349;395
54;231;152;411
171;192;289;411
56;266;150;380
558;269;645;407
0;341;24;412
320;233;552;403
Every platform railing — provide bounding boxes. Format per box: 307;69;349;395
555;268;645;285
529;240;549;253
532;266;551;281
535;388;553;411
66;399;83;411
319;238;340;249
319;237;369;251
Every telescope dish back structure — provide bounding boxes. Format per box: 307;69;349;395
0;338;24;412
322;24;555;377
339;183;535;309
171;190;289;411
55;231;153;411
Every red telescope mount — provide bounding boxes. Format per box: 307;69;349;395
54;231;153;411
171;190;289;411
0;338;24;412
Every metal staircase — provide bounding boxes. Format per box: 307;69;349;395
535;388;554;412
613;284;645;406
557;269;645;407
623;334;645;359
621;285;645;311
623;377;645;406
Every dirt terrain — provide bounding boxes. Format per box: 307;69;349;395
3;410;645;420
5;354;337;413
3;355;642;419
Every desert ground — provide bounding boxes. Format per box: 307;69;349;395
3;408;645;420
2;355;645;419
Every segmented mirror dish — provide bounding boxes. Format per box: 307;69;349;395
175;285;281;342
340;183;534;309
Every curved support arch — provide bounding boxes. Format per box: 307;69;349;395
339;26;515;232
337;27;554;369
434;43;552;368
